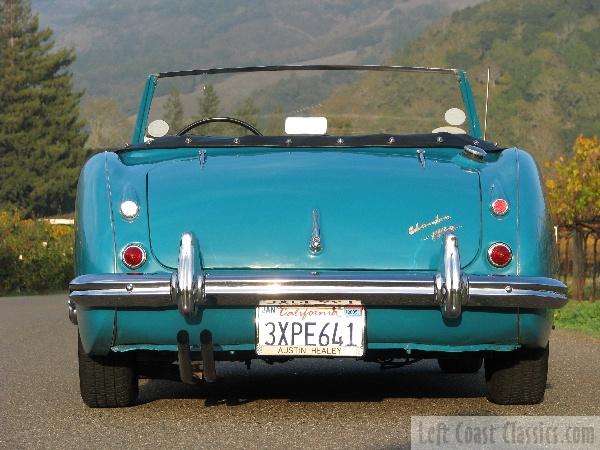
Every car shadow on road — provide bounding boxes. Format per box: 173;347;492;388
137;359;487;406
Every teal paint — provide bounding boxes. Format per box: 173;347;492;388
75;69;561;358
111;343;518;353
516;150;554;277
367;343;519;352
111;344;257;353
519;309;553;348
76;143;557;356
74;152;116;275
365;307;518;345
131;75;157;145
77;306;116;354
146;148;483;270
100;306;522;356
113;308;256;354
469;148;519;275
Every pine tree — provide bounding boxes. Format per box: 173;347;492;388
194;84;222;134
235;96;260;132
0;0;87;217
164;87;184;132
196;84;219;119
265;104;285;135
82;96;132;149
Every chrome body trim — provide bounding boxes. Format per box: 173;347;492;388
462;144;487;162
67;299;77;325
259;299;363;306
68;233;567;321
198;149;207;168
416;149;426;168
69;271;567;312
309;209;322;254
104;152;118;273
70;273;172;307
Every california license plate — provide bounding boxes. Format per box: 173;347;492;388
255;305;365;357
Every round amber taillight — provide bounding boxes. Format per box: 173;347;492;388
491;198;509;216
122;244;146;269
488;242;512;268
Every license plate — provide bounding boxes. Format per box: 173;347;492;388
255;305;365;357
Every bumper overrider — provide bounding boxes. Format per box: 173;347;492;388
68;233;567;324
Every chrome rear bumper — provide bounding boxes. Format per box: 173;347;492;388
69;233;567;321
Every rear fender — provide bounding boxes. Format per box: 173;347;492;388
466;148;518;274
516;149;554;277
75;152;117;275
75;151;162;276
76;151;162;355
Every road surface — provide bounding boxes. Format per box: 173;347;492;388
1;294;599;449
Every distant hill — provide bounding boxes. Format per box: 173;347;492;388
32;0;480;112
320;0;600;161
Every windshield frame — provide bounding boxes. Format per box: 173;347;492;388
131;65;481;145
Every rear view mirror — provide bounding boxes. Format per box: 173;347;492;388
147;119;170;138
284;117;327;135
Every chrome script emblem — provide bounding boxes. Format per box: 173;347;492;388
408;213;462;241
309;209;322;253
408;214;451;236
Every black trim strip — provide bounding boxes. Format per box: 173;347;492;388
157;64;457;79
118;133;505;153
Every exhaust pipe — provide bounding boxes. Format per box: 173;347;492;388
200;329;218;383
176;330;194;384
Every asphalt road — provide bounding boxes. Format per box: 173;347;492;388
1;294;599;449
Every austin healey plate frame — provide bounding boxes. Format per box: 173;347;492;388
255;300;366;357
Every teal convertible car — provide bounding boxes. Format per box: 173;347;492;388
68;65;567;407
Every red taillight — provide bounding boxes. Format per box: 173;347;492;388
122;244;146;269
491;198;509;216
488;242;512;267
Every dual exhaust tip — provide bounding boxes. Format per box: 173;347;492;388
176;329;217;384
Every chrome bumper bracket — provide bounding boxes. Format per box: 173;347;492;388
435;234;469;319
170;232;204;319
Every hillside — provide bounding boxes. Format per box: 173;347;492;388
319;0;600;161
32;0;480;112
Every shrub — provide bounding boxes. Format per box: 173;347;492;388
0;210;74;294
554;300;600;337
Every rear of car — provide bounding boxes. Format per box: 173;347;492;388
68;66;567;407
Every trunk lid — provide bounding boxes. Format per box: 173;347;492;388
146;148;481;270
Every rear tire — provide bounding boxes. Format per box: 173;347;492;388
485;344;549;405
78;334;138;407
438;356;483;373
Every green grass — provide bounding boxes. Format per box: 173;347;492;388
554;300;600;337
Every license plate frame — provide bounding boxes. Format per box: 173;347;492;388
255;300;365;357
